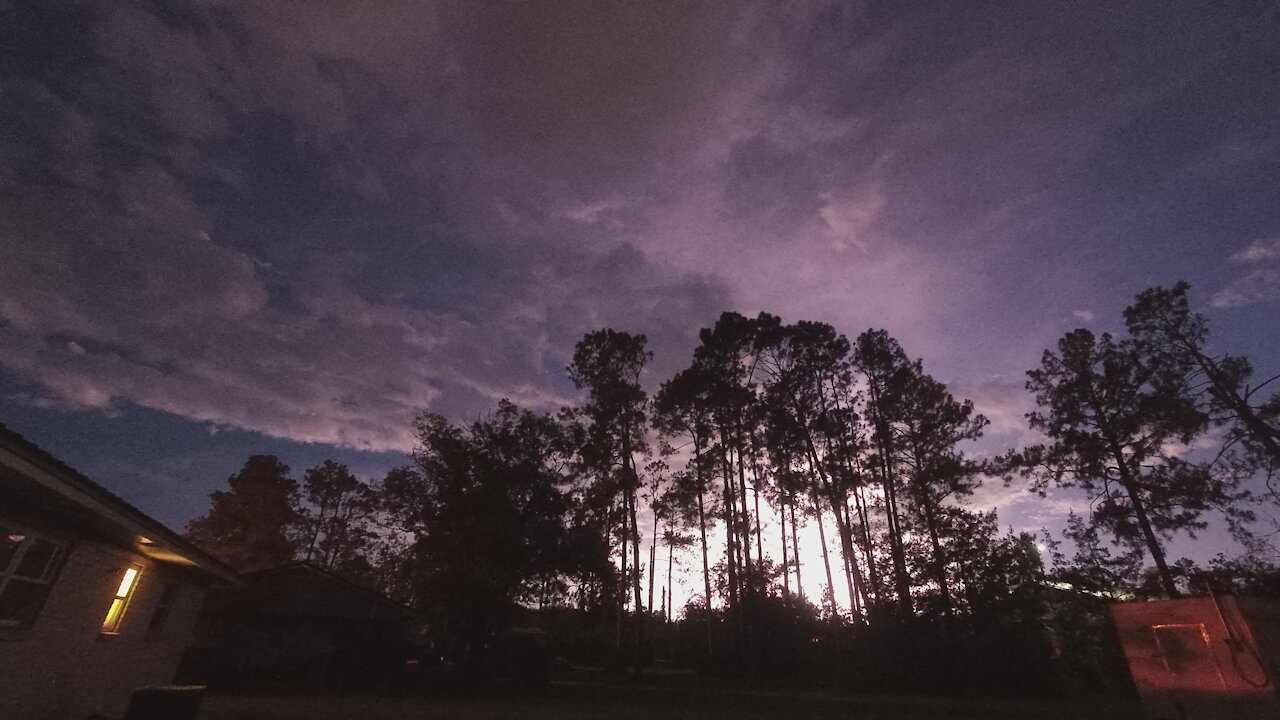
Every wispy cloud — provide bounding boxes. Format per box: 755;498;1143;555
1213;237;1280;308
1230;237;1280;265
2;1;1278;497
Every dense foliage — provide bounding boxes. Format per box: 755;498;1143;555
186;283;1279;692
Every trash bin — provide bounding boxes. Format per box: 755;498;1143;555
123;685;207;720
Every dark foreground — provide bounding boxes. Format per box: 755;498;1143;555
197;677;1140;720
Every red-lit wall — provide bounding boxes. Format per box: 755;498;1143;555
1111;596;1280;720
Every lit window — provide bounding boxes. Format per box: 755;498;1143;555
0;520;68;629
102;565;141;634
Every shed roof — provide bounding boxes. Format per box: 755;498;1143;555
235;562;416;620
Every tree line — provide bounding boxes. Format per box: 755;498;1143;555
187;282;1279;686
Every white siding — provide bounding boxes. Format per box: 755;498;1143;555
0;534;206;720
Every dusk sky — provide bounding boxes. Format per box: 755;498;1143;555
2;0;1279;560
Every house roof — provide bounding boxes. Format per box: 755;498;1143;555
234;562;417;620
0;423;241;585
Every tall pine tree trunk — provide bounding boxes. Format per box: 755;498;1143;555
627;484;645;672
812;490;837;616
867;383;914;614
830;493;866;615
648;512;659;618
753;479;765;587
733;440;754;595
720;439;740;609
852;482;881;605
802;433;863;616
919;489;953;619
696;465;713;656
1111;443;1179;597
780;502;791;598
789;499;805;604
666;528;676;622
617;501;626;650
748;433;769;585
881;469;914;615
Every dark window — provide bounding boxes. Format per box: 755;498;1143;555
148;581;180;633
15;539;60;579
0;521;67;629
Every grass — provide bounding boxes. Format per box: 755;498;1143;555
197;674;1141;720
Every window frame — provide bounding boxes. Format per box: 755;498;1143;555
147;580;180;634
0;518;69;630
101;564;142;635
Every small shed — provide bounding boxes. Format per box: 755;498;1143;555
0;423;239;720
185;562;419;689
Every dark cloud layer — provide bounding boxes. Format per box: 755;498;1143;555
1;0;738;451
2;0;1279;528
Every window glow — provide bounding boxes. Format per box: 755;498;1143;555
116;567;138;598
102;566;141;633
103;598;126;631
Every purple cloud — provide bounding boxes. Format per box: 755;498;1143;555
2;0;1278;545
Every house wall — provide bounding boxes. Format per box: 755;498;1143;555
0;533;207;720
1111;596;1280;720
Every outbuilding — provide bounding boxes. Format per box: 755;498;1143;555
184;561;420;689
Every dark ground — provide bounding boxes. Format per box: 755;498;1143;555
196;670;1141;720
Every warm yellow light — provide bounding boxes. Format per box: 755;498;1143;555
116;567;139;598
102;566;141;633
103;598;125;630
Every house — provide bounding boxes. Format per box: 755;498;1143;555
0;424;239;720
183;562;420;689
